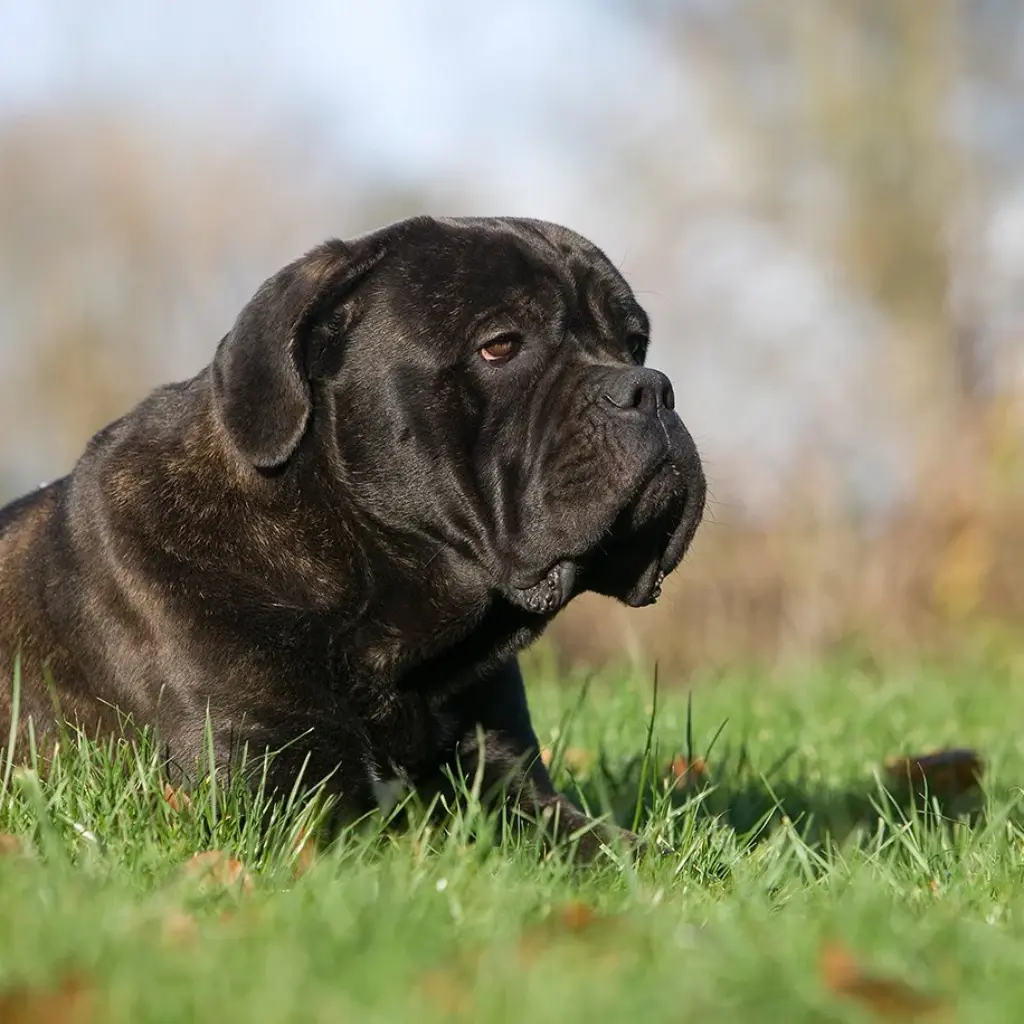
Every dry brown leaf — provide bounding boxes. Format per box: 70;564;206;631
820;943;948;1020
540;747;593;774
418;969;471;1017
516;902;624;972
562;748;594;774
182;851;254;894
557;900;599;933
884;748;983;800
550;900;625;940
217;903;266;932
291;828;317;878
162;909;200;947
161;782;192;813
0;833;26;856
0;971;94;1024
515;928;619;972
514;930;546;970
669;755;708;789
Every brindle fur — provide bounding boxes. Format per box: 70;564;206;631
0;216;705;858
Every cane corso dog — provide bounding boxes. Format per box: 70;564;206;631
0;216;704;857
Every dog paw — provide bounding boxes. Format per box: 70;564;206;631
594;827;676;863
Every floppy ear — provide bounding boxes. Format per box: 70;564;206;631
211;241;383;469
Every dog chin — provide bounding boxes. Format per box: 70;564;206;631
585;486;701;608
503;560;579;616
501;460;703;615
622;560;667;608
503;519;684;616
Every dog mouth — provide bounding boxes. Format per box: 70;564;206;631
503;465;704;615
614;499;702;607
505;560;579;616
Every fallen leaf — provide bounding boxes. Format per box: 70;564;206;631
540;747;593;774
418;969;471;1017
161;782;192;813
669;755;708;789
564;748;594;774
0;971;94;1024
820;943;948;1020
162;909;200;947
182;851;254;894
557;900;599;933
514;930;546;969
549;900;626;940
884;748;983;801
0;833;26;856
291;828;317;878
516;902;625;971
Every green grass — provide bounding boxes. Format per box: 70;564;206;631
3;645;1024;1021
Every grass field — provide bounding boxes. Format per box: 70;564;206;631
1;645;1023;1022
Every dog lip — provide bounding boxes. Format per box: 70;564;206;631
504;560;578;615
658;499;702;575
502;441;703;612
619;473;704;608
623;561;665;608
621;517;689;608
508;565;552;591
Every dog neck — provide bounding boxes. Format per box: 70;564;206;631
96;383;540;695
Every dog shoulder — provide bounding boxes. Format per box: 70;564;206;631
0;479;67;698
0;478;65;551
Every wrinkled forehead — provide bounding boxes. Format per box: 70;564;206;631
379;216;649;338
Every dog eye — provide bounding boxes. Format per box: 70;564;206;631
478;333;522;364
626;334;649;362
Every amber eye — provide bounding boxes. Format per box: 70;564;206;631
478;332;522;364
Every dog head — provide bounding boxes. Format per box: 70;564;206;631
211;216;705;618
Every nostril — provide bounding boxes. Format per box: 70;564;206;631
604;370;675;415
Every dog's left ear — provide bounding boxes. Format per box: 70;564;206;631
212;240;384;470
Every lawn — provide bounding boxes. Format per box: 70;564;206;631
1;644;1023;1022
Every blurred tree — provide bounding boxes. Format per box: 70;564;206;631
0;110;427;499
600;0;1024;472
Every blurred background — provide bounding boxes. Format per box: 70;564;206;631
1;1;1023;674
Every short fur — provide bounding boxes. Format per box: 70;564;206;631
0;216;705;857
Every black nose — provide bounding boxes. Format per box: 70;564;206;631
603;368;675;415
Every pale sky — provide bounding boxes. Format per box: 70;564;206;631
1;1;1022;515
